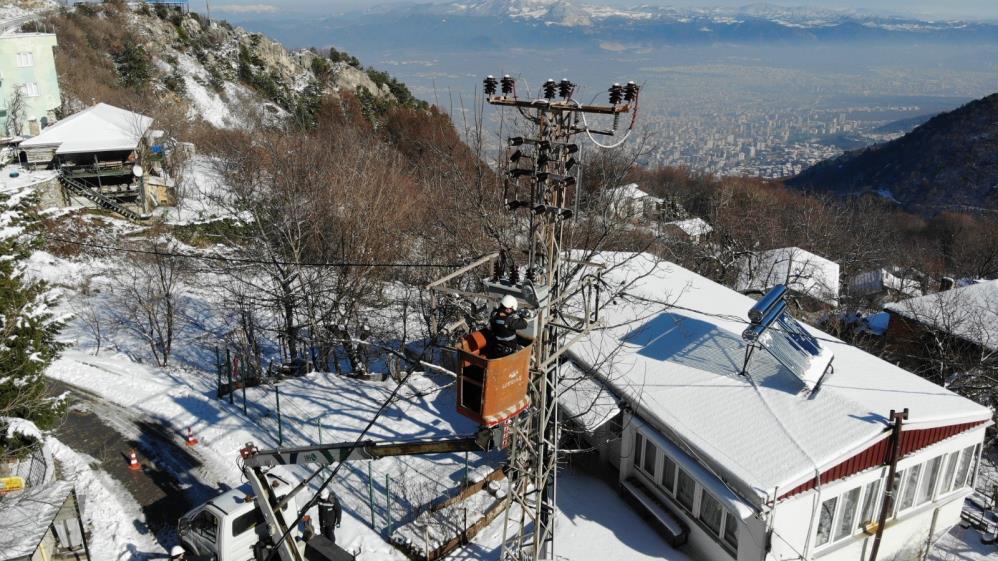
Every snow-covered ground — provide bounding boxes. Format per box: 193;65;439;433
47;437;162;559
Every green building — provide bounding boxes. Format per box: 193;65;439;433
0;33;60;138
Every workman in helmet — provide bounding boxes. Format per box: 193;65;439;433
488;295;529;358
317;489;342;543
169;545;186;560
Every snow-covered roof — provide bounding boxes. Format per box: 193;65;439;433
613;183;661;202
885;280;998;352
662;217;712;238
569;253;990;504
18;103;153;155
849;268;922;298
559;361;620;432
736;246;840;306
0;480;73;560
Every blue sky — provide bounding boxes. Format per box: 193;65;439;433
205;1;998;21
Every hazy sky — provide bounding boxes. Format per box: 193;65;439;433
207;1;998;21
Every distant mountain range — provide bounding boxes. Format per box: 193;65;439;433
787;93;998;215
236;1;998;52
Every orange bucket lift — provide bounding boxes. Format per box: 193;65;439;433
454;330;532;427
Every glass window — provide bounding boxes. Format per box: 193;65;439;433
193;510;218;543
643;438;657;475
954;446;974;490
723;511;739;549
661;456;677;494
232;508;263;537
24;82;38;97
834;487;861;541
890;470;904;517
858;479;881;529
699;491;723;535
634;432;644;469
816;496;838;547
16;52;33;67
940;451;959;495
917;456;942;505
898;464;922;512
967;444;982;488
676;469;695;511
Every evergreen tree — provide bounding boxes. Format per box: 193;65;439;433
0;186;66;458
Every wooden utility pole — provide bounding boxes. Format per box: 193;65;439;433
869;408;908;561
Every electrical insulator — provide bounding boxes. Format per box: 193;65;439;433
509;137;525;147
537;153;550;168
609;83;623;105
510;265;520;285
483;75;498;96
563;143;580;155
501;75;515;95
565;157;577;171
558;79;574;99
543;79;557;100
624;81;639;102
509;149;524;163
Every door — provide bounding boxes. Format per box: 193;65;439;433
188;509;222;559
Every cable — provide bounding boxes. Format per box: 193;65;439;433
45;236;475;269
263;363;421;561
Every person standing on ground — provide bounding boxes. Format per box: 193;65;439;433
317;489;343;543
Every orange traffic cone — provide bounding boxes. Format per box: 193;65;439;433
128;449;142;471
185;427;199;447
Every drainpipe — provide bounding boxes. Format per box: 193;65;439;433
869;408;908;561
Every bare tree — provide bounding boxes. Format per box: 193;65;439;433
5;86;26;137
110;241;186;366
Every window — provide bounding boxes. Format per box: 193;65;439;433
898;464;922;512
939;451;959;495
889;470;904;517
15;52;33;67
192;510;218;543
968;444;982;488
643;438;657;475
232;508;263;537
723;511;738;549
917;456;942;505
816;496;838;547
24;82;38;97
699;491;723;535
834;487;861;541
661;456;677;494
634;432;644;469
858;479;881;529
676;469;696;511
954;446;974;490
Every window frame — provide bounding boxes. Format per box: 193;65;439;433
661;455;677;494
16;51;34;67
833;486;862;542
675;467;696;512
938;450;960;496
916;456;942;506
857;479;881;530
897;463;922;513
815;495;838;547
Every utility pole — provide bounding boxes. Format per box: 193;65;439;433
482;76;639;561
870;408;908;561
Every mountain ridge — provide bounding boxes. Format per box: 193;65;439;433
787;93;998;215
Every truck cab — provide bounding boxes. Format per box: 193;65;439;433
179;472;302;561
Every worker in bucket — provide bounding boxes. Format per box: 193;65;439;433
317;489;342;543
488;295;529;358
169;545;186;560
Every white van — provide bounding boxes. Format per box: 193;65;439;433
179;472;302;561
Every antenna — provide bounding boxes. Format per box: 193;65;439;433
741;284;834;396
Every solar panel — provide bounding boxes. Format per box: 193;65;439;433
741;285;834;395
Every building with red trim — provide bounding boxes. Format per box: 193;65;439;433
566;253;991;561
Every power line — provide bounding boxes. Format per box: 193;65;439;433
45;236;473;269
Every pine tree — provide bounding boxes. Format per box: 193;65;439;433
0;185;66;458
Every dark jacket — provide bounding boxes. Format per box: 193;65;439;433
488;308;528;357
318;495;342;529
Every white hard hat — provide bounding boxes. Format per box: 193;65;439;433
170;545;185;558
500;295;518;311
319;489;330;500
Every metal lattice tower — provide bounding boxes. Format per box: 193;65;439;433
485;78;639;561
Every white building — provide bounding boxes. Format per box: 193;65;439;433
608;183;663;222
849;268;923;302
660;217;713;242
565;253;990;561
736;247;840;307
